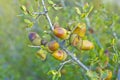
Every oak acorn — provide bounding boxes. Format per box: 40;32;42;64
28;32;41;46
73;23;86;38
53;27;70;39
47;40;59;52
77;40;94;50
52;50;67;61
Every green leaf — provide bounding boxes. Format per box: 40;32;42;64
55;16;59;22
20;5;27;12
48;0;54;5
53;6;63;10
86;70;99;80
24;19;33;28
81;5;94;18
101;70;108;79
113;54;118;63
75;7;81;15
81;13;87;18
86;5;94;17
112;38;115;45
24;19;31;24
47;70;57;75
83;3;89;11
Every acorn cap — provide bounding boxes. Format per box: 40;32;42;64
36;49;47;61
76;38;83;49
70;34;81;46
73;23;86;37
28;32;40;41
62;51;67;61
32;38;41;46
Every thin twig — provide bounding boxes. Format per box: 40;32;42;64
33;11;47;15
62;48;89;71
41;0;89;71
28;45;41;48
58;59;72;72
41;0;54;31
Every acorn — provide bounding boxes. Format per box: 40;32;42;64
105;70;112;80
28;32;41;46
47;40;59;52
52;50;67;61
77;40;94;50
53;27;70;39
70;34;82;46
36;49;47;61
73;23;86;38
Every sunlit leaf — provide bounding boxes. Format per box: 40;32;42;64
20;5;27;12
20;5;28;15
53;5;63;10
83;3;89;11
55;16;59;22
86;70;99;80
48;0;54;5
24;19;33;28
75;7;81;15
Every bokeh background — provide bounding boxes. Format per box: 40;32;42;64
0;0;120;80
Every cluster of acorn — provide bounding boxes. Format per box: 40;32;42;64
28;22;94;61
28;31;67;61
70;23;94;50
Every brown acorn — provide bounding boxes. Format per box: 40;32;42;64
73;23;86;38
47;40;59;52
52;50;67;61
53;27;70;39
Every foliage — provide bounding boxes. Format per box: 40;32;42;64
0;0;120;80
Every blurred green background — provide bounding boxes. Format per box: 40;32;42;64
0;0;120;80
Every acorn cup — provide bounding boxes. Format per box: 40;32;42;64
52;50;67;61
36;49;47;61
73;23;86;38
47;40;60;52
70;34;82;46
77;40;94;50
28;32;41;46
53;26;70;40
